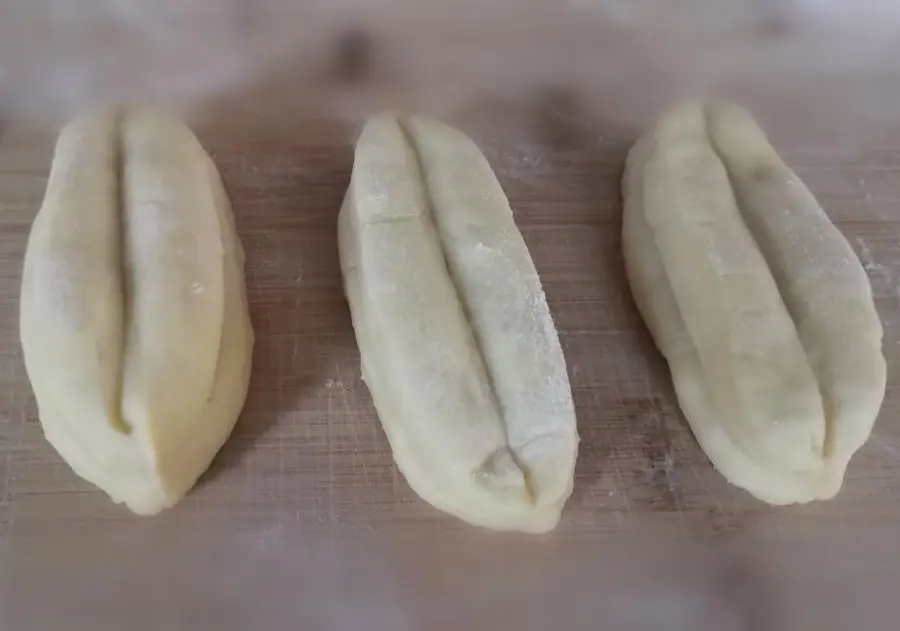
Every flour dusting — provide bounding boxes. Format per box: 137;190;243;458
856;236;895;283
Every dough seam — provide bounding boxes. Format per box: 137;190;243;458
111;108;133;436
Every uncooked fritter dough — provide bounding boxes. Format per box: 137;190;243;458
339;112;579;533
19;106;254;514
622;101;886;504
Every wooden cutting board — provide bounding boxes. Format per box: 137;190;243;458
2;13;900;631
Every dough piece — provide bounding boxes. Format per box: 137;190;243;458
622;101;886;504
338;113;578;533
20;106;254;515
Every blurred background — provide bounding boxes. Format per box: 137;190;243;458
1;0;900;124
2;2;900;630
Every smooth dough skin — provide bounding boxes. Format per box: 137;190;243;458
338;113;579;533
622;101;886;504
19;107;254;515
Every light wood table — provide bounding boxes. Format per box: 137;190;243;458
1;5;899;629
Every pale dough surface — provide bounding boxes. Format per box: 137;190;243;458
338;113;578;533
622;101;886;504
19;106;254;515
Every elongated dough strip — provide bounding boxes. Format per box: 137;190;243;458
339;113;578;532
623;101;885;503
20;107;254;514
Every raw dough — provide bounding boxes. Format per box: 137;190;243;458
19;106;254;515
338;113;579;533
622;101;886;504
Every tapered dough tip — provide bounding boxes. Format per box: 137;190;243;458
705;101;783;167
357;111;471;150
653;100;707;136
121;105;208;151
352;111;408;156
56;106;116;134
355;110;408;142
405;113;472;144
704;100;763;134
626;100;706;172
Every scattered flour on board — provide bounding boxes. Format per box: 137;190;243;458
481;142;551;182
855;237;885;277
872;434;900;462
855;236;900;315
244;523;287;554
858;176;875;203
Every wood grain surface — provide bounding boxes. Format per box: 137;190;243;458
2;4;900;630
